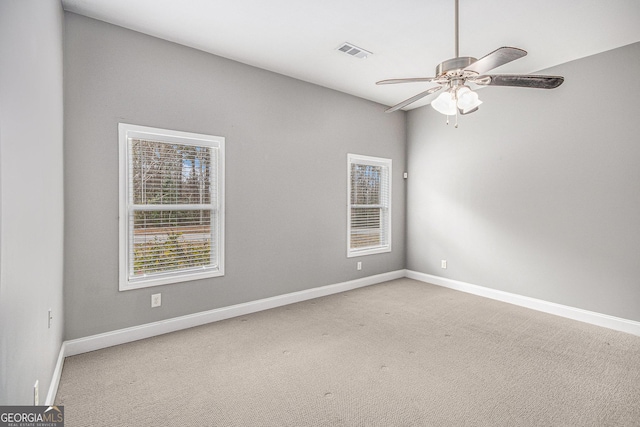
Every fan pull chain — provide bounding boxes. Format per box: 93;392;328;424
445;115;459;128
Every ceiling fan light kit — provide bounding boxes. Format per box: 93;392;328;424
376;0;564;126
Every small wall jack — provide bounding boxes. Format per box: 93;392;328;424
151;293;162;308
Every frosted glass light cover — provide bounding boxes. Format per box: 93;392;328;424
431;91;457;115
456;87;482;113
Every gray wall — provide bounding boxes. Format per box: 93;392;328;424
63;13;406;340
0;0;65;404
407;42;640;322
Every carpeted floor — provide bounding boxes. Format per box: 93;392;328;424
55;278;640;426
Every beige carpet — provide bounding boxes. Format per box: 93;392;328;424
56;279;640;426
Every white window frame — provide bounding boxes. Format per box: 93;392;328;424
118;123;225;291
347;154;392;258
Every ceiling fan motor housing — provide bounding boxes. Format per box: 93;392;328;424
436;56;478;78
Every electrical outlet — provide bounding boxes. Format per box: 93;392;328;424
357;261;362;271
34;380;39;406
151;293;162;308
441;260;447;269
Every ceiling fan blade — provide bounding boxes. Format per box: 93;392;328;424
464;47;527;74
472;74;564;89
376;77;437;85
385;86;443;113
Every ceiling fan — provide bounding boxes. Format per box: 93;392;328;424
377;0;564;123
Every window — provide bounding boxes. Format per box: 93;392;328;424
119;123;224;290
347;154;391;257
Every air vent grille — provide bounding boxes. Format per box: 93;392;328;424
337;42;372;59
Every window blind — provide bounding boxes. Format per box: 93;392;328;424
348;155;391;256
119;124;225;290
128;138;218;281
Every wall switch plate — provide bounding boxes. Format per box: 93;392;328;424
441;260;447;269
34;380;39;406
403;172;408;179
357;261;362;271
48;309;53;329
151;293;162;308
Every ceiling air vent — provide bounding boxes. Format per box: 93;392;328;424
337;42;372;59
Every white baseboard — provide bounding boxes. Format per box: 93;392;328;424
64;270;405;358
406;270;640;337
49;267;637;403
45;341;66;405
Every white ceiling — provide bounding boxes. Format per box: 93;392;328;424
62;0;640;111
